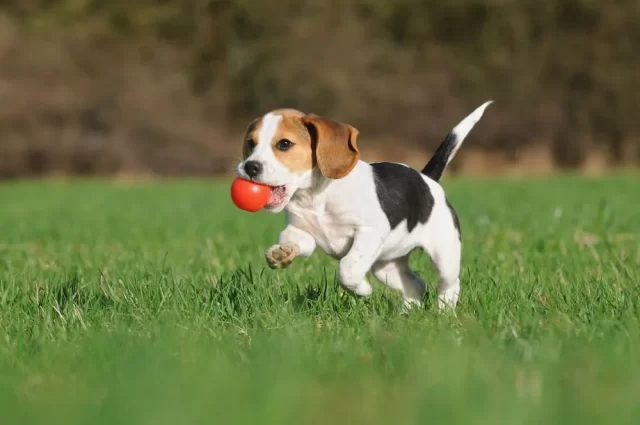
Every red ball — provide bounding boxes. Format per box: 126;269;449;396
230;177;271;212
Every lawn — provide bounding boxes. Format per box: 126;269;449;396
0;175;639;425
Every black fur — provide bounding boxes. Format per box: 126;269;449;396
372;162;434;231
421;132;458;182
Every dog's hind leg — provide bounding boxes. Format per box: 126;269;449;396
372;257;426;309
426;239;462;312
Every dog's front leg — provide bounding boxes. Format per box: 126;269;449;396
265;225;316;269
338;229;385;296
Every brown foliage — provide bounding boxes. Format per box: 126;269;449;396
1;0;639;177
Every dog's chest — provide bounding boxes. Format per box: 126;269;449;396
287;195;355;258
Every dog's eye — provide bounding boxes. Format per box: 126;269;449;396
276;139;293;151
246;139;257;150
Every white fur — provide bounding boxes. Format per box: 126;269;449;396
447;101;493;165
238;102;492;310
236;112;315;212
238;113;288;186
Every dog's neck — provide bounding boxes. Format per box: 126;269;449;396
286;161;369;215
287;168;334;213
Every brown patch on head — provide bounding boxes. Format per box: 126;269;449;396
301;115;360;179
242;117;262;159
270;116;314;174
242;110;360;179
242;110;305;160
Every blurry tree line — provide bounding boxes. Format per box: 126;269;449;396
0;0;639;177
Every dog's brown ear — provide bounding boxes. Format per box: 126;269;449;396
242;117;261;159
301;115;360;179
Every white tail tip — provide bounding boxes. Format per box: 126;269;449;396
452;100;494;140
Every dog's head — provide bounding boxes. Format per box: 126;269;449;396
236;108;360;212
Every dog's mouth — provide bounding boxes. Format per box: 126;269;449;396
265;185;288;209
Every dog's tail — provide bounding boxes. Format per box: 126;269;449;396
421;100;493;182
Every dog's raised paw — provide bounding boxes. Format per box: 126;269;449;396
265;243;298;269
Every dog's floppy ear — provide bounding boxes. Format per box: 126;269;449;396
242;117;261;159
301;114;360;179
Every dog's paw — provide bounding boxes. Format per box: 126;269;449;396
265;243;298;269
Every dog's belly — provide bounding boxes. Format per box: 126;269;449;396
377;242;417;262
291;214;355;259
376;224;422;261
308;223;355;259
316;234;353;259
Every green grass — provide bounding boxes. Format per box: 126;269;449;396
0;175;639;425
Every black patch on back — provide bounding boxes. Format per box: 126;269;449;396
446;198;461;240
371;162;434;231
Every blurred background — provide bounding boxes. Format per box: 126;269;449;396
0;0;639;179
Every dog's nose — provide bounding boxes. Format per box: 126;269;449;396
243;161;263;178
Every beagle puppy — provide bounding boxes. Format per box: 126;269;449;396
236;101;492;310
